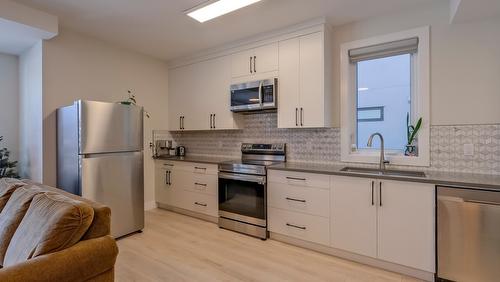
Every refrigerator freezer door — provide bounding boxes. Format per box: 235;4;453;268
78;100;143;154
81;152;144;238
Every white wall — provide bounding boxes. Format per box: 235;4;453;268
42;29;169;206
331;1;500;126
0;52;19;162
19;41;43;182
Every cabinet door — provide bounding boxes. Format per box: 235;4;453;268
231;49;254;78
278;37;300;128
331;176;377;258
155;166;179;206
168;65;191;130
377;181;435;272
203;56;236;130
253;42;278;74
299;32;325;128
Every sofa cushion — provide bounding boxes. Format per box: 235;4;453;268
3;192;94;267
21;180;111;240
0;185;43;267
0;178;25;213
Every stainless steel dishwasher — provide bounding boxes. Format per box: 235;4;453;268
437;186;500;282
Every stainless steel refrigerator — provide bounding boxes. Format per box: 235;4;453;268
57;100;144;238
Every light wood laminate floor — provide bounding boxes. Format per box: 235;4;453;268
116;209;422;282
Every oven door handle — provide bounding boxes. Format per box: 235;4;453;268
219;172;266;185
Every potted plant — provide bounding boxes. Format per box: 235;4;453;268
0;136;18;178
405;114;422;157
119;90;150;118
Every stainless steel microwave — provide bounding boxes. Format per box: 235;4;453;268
230;78;277;112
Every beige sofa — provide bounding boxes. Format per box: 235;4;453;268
0;178;118;282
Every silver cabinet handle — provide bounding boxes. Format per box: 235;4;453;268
163;163;173;167
194;202;207;207
210;114;213;129
165;171;171;185
295;108;298;126
250;56;253;73
213;113;216;129
379;181;383;207
286;197;306;203
195;182;207;187
253;55;256;73
179;116;182;130
286;176;306;181
371;181;375;206
299;108;303;126
286;223;306;230
194;167;206;170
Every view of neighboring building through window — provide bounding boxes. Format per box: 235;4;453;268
356;54;411;151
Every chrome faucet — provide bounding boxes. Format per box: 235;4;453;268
367;133;389;171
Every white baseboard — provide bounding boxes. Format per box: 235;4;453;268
144;201;157;211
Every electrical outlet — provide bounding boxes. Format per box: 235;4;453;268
463;144;474;156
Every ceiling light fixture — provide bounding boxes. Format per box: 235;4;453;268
186;0;263;23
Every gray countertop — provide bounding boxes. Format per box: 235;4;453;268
268;162;500;191
154;155;234;165
154;155;500;191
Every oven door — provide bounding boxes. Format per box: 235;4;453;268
218;172;266;227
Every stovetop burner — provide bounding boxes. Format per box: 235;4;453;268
218;143;286;176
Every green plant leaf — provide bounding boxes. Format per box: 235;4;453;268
408;118;422;145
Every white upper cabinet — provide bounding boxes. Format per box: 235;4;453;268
278;31;332;128
168;56;239;131
231;42;278;79
277;37;300;128
168;24;330;131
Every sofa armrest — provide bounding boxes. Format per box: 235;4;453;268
0;235;118;282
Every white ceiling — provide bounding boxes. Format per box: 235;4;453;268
15;0;435;61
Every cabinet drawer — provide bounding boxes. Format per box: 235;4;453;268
268;170;330;189
183;174;218;196
179;190;218;217
268;207;330;246
268;182;330;217
190;163;218;175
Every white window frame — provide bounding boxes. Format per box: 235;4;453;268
340;26;430;167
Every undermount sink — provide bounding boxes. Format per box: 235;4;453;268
340;167;426;178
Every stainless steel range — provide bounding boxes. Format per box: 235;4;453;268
218;143;286;239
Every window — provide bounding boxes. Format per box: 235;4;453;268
356;54;411;150
340;27;430;166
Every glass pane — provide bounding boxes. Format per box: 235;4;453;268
356;54;411;151
218;178;265;219
231;88;260;106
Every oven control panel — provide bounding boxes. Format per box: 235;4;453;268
241;143;286;154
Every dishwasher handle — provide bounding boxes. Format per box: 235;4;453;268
465;199;500;206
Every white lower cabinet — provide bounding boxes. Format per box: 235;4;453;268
155;161;218;217
268;170;331;246
268;170;435;274
376;180;435;272
268;207;330;246
331;176;377;258
331;175;435;272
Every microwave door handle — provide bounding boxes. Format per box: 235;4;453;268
258;80;263;108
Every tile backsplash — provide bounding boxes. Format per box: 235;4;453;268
168;112;500;175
